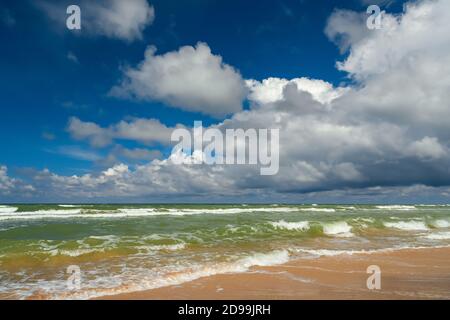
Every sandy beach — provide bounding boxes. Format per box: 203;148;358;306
99;247;450;300
2;204;449;299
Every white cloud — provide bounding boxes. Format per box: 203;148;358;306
83;0;154;41
38;0;154;42
324;9;369;53
0;166;34;196
110;42;247;117
67;117;180;147
54;146;102;162
0;166;15;192
6;0;450;202
327;0;450;79
67;117;112;148
112;145;162;161
246;77;348;105
407;137;447;160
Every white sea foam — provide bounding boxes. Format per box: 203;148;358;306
383;220;429;231
338;206;357;210
322;221;353;237
139;243;186;252
270;220;310;231
0;206;18;214
430;219;449;228
164;207;299;215
53;250;290;300
0;207;302;220
293;245;450;257
50;248;104;257
375;205;416;211
352;217;374;223
0;209;83;220
299;208;336;212
423;232;450;240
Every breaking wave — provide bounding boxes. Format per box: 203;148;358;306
0;206;18;214
269;220;310;231
0;207;303;220
375;205;416;211
383;220;429;231
423;232;450;240
430;219;449;228
322;221;353;237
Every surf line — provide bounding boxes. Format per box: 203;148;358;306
170;121;280;175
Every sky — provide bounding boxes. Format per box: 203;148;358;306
1;0;450;203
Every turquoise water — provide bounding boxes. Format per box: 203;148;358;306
0;204;449;299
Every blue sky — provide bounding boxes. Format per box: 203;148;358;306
1;0;401;173
2;0;450;203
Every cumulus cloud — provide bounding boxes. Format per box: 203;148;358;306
327;0;450;79
26;160;236;201
246;77;348;105
6;0;450;202
0;166;34;196
67;117;180;147
110;42;247;117
38;0;154;41
53;146;102;162
0;166;15;192
324;9;369;53
406;137;447;160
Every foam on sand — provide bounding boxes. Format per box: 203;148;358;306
423;231;450;240
293;245;450;257
56;250;290;300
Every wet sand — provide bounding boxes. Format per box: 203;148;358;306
98;247;450;300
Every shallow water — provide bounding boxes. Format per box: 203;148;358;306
0;204;449;299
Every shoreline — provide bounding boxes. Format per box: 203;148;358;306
96;246;450;300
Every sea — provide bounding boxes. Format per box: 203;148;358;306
0;204;449;299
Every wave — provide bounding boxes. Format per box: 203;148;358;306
54;250;290;300
375;205;416;211
292;244;450;257
48;243;187;257
338;206;357;210
383;220;429;231
164;207;300;214
423;232;450;240
299;208;336;212
0;207;303;220
0;209;83;220
138;243;186;253
322;221;353;237
430;219;449;228
0;206;18;214
269;220;309;231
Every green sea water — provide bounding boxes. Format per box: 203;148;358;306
0;204;449;299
